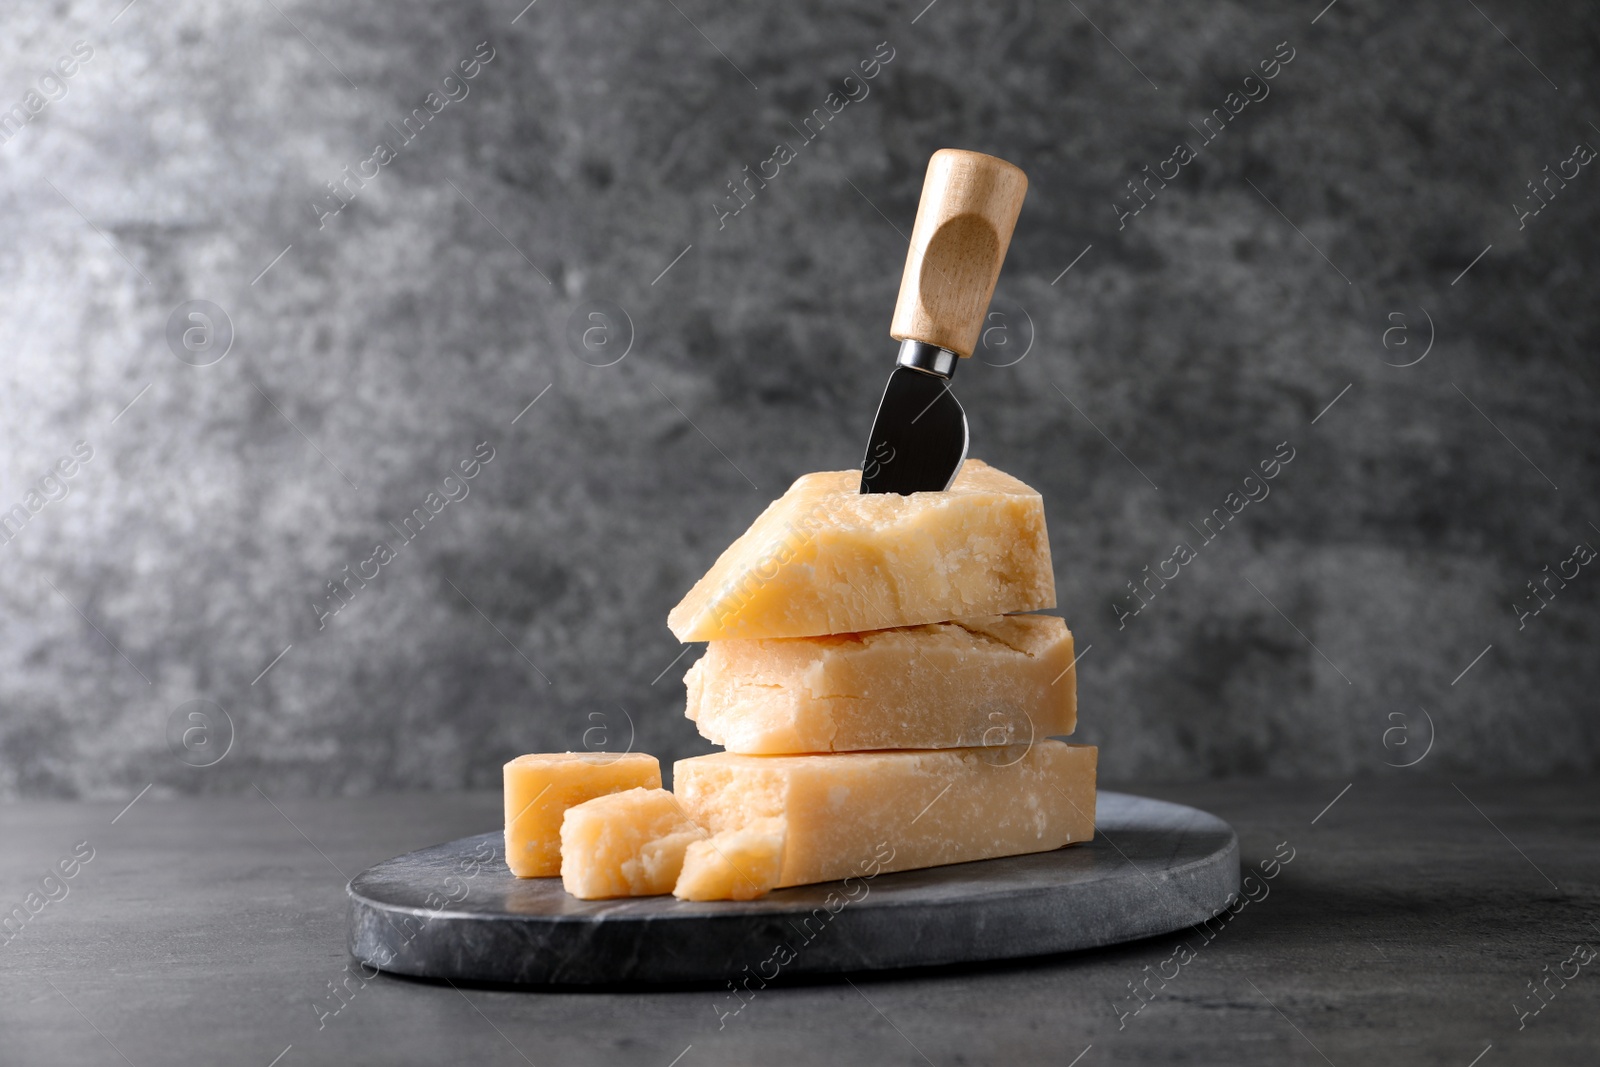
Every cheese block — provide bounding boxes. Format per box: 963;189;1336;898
672;818;786;901
503;753;661;878
559;787;707;899
685;614;1077;754
667;460;1054;641
674;740;1095;887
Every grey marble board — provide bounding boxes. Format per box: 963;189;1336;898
347;791;1239;986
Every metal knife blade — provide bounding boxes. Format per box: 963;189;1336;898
859;345;968;494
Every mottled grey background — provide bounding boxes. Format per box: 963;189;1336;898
1;0;1595;799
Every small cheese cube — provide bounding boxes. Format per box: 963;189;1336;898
673;818;786;901
667;460;1054;641
502;752;660;878
560;788;707;899
674;741;1095;888
685;614;1077;754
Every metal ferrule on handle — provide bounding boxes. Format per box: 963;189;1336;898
896;340;960;379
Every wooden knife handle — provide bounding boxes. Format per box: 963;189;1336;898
890;149;1028;359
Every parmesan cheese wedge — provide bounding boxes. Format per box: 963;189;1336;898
667;460;1054;641
672;818;787;901
503;752;661;878
685;614;1077;754
559;787;707;899
674;740;1095;888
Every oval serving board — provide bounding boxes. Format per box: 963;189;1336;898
348;790;1239;986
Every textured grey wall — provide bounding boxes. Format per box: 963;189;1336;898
1;0;1596;799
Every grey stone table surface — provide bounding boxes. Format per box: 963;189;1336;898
2;777;1597;1066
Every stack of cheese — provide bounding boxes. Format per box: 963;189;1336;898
503;460;1096;901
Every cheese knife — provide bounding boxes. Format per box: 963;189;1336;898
859;149;1029;494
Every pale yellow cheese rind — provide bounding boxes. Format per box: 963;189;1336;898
503;752;661;878
685;614;1077;754
667;460;1055;641
673;740;1095;888
559;787;707;899
672;818;787;901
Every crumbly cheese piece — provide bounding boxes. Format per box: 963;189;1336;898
667;460;1055;641
674;741;1095;887
560;788;707;899
673;818;787;901
686;614;1077;754
502;753;660;878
